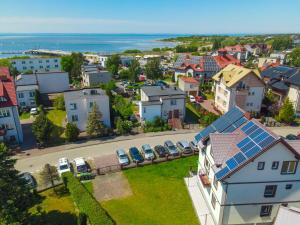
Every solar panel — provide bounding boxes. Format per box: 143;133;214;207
226;158;238;170
233;117;247;128
253;132;269;143
240;141;255;153
237;137;251;148
249;128;264;139
244;124;259;135
245;145;261;158
215;166;230;180
223;125;236;133
234;152;247;164
258;136;276;148
241;121;254;132
195;133;202;142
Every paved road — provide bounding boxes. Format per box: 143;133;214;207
15;132;196;173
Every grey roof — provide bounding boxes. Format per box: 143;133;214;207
274;206;300;225
141;86;185;97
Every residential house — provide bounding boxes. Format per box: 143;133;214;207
244;43;271;56
81;65;112;87
258;57;280;70
83;54;108;67
139;86;186;122
213;64;265;114
0;67;23;144
270;51;287;64
64;88;110;131
178;76;199;96
221;45;249;61
10;57;61;73
261;66;300;113
192;106;300;225
15;72;69;108
274;206;300;225
120;56;135;67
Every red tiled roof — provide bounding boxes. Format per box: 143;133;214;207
214;54;241;69
179;76;199;84
0;67;17;108
224;45;246;52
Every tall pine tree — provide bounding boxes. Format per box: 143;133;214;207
278;97;295;124
86;104;105;137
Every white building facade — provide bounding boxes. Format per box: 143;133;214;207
11;57;61;73
64;88;111;131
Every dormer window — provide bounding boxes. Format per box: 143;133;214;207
0;96;7;102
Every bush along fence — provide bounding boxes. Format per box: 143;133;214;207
62;172;115;225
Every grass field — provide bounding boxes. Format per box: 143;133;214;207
19;111;31;120
46;109;66;144
102;156;199;225
30;185;77;225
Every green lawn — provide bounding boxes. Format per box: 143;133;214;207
46;109;66;144
30;185;77;225
102;156;199;225
19;112;31;120
83;181;94;194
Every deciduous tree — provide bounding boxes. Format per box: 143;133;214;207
65;123;80;142
277;97;295;124
86;104;105;137
39;163;60;190
106;54;121;75
144;58;163;80
32;111;54;145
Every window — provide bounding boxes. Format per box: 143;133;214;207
0;109;10;118
29;61;33;64
213;176;218;190
20;102;26;107
264;185;277;197
70;103;77;110
260;205;272;217
71;115;78;122
54;59;58;63
0;97;7;102
281;161;297;174
39;66;43;69
29;91;35;98
272;161;279;170
257;162;265;170
286;184;293;190
46;60;49;63
55;64;59;68
143;107;146;113
170;99;176;105
211;194;216;209
23;66;27;70
22;61;25;64
18;93;24;98
89;102;95;108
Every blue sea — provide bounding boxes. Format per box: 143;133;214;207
0;33;185;58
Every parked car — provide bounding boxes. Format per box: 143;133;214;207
189;95;196;103
141;144;155;160
129;147;144;163
286;134;300;140
73;157;88;174
20;172;37;189
164;140;179;156
176;140;192;154
195;96;204;103
154;145;169;157
57;157;71;176
189;140;199;152
30;107;38;115
116;149;130;166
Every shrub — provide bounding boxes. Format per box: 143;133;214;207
63;172;114;225
65;123;80;142
143;116;171;133
53;95;65;110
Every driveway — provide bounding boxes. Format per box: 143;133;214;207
20;118;36;151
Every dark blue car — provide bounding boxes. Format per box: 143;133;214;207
129;147;144;163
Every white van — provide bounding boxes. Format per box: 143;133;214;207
57;158;71;176
73;157;88;174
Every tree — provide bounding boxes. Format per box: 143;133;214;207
0;58;11;67
119;69;130;80
0;143;35;224
277;97;295;124
34;89;42;107
32;111;54;145
288;46;300;67
106;54;121;75
212;38;222;50
53;94;65;110
65;123;80;142
86;104;105;137
39;163;60;190
116;118;133;135
61;52;84;83
114;95;133;119
144;58;163;80
272;37;293;51
128;59;141;82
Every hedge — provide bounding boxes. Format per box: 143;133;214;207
63;172;115;225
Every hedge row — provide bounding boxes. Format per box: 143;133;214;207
63;172;115;225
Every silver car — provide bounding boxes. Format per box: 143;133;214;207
176;140;192;154
164;140;179;156
189;140;199;152
116;149;130;165
141;144;155;160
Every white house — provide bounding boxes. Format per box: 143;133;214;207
64;88;110;131
10;57;61;73
139;86;186;122
191;106;300;225
286;69;300;117
178;76;199;96
81;65;112;87
213;64;265;114
0;67;23;144
83;54;108;68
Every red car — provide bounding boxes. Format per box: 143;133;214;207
195;96;204;103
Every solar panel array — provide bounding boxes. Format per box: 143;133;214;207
195;107;247;143
203;56;220;72
215;121;277;180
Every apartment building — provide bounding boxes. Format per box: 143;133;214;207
0;67;23;144
10;57;61;73
139;86;186;122
193;106;300;225
64;88;110;131
213;64;265;114
81;65;112;87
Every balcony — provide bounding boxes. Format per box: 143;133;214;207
199;169;211;187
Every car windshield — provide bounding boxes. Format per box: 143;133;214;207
168;145;176;150
145;149;152;154
77;165;87;173
119;154;127;159
59;165;69;170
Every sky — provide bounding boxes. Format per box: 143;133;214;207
1;0;300;34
